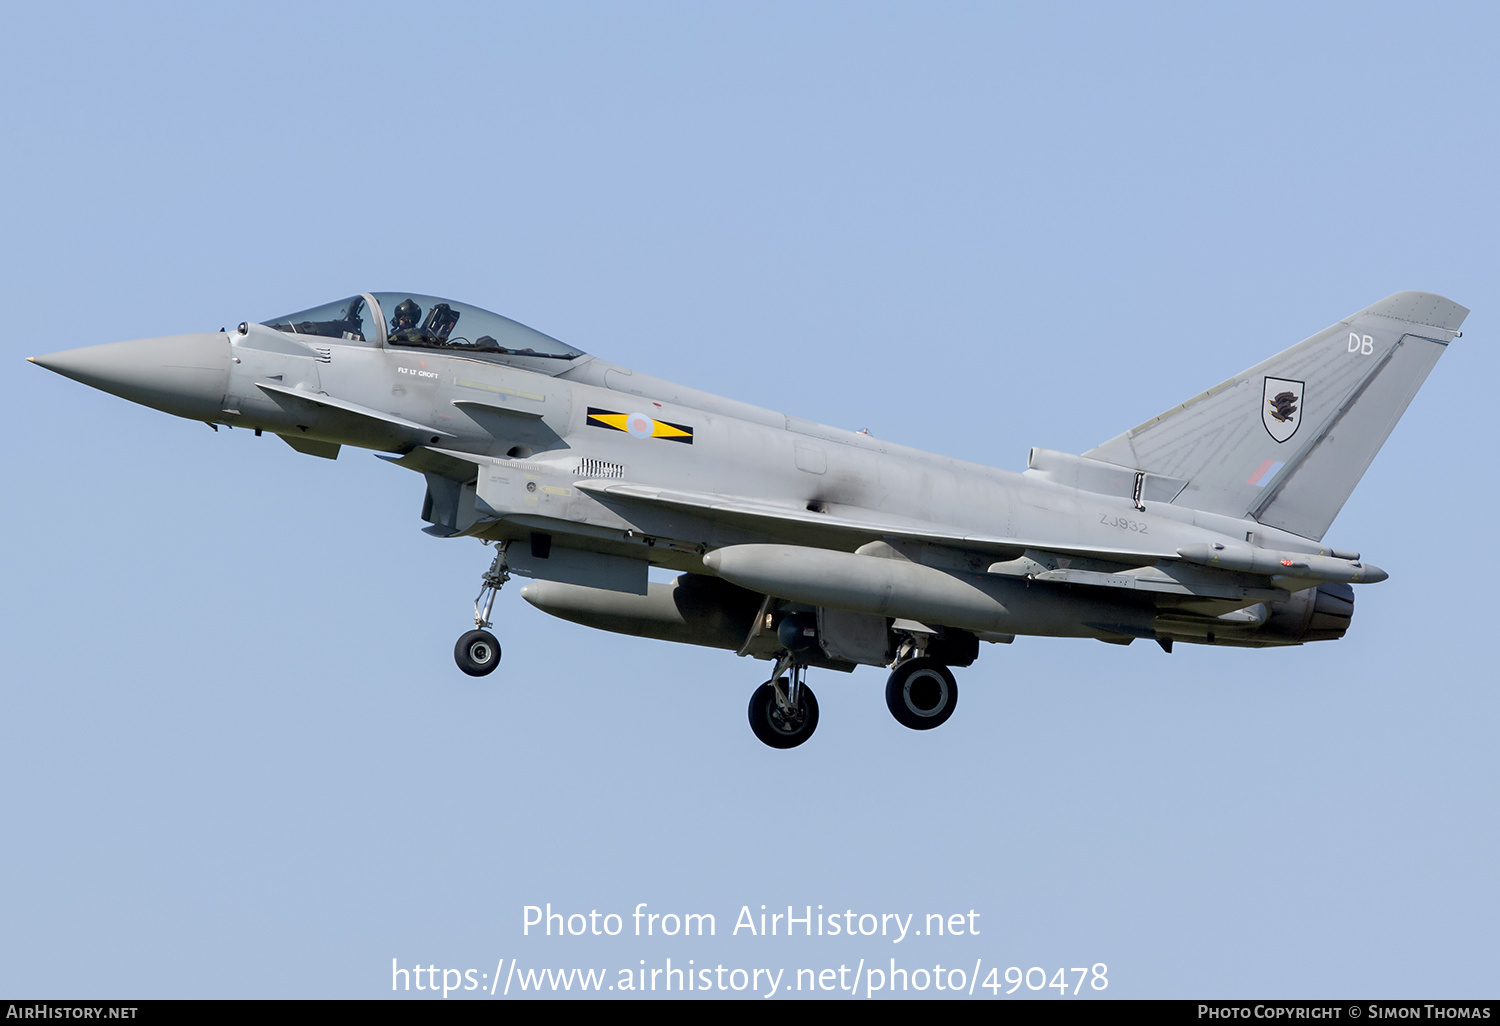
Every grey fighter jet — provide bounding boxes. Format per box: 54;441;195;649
28;290;1468;748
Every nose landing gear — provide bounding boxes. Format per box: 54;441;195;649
455;544;508;677
747;653;819;749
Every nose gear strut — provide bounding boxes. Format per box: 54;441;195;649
473;542;510;630
455;543;509;677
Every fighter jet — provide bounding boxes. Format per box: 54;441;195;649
28;290;1468;748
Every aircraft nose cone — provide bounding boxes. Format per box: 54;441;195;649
29;332;230;421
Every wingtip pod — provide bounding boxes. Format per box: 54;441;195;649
1361;291;1469;335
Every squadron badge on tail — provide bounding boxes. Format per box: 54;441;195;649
1262;376;1305;443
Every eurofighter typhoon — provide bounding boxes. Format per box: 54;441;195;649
28;290;1468;747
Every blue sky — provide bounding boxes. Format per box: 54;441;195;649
2;1;1496;999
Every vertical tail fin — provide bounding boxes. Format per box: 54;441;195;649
1085;292;1468;541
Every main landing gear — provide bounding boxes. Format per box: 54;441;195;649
744;640;963;748
747;652;819;749
882;631;959;730
455;544;508;677
885;657;958;730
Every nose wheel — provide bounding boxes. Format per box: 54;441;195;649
747;655;819;749
454;543;509;677
455;629;501;676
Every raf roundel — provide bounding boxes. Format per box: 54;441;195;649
585;406;695;444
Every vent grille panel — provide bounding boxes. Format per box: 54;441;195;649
576;458;626;479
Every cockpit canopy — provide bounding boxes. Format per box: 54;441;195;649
261;292;585;362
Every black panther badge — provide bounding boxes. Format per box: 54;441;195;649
1262;377;1305;443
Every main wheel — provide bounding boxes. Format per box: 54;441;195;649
747;678;819;749
454;629;501;676
885;658;958;730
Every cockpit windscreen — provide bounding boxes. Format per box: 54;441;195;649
263;295;372;341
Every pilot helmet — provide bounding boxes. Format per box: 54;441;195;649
392;298;421;330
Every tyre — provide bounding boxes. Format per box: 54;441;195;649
885;658;957;730
747;678;819;749
454;629;502;676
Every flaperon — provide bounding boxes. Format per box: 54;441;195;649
28;290;1468;748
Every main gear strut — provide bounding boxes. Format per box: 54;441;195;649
746;649;819;748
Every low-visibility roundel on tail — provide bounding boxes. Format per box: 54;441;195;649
1084;291;1469;542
